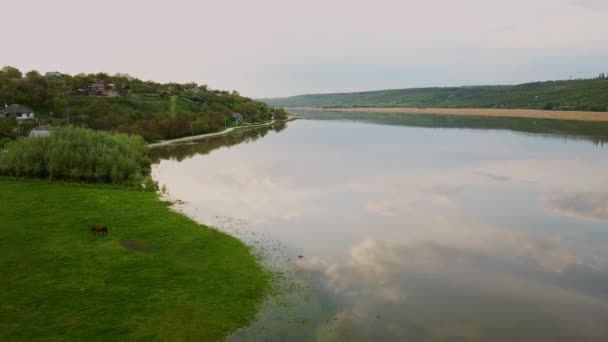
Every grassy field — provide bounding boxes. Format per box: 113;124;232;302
262;79;608;112
0;178;270;341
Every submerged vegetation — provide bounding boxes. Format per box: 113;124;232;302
0;178;270;341
262;78;608;112
0;127;153;186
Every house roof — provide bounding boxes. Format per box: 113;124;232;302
0;104;34;115
29;125;51;137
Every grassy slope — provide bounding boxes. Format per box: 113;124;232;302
262;79;608;111
0;178;269;341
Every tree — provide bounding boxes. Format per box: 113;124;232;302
1;66;22;79
22;70;49;106
272;107;288;120
0;64;286;142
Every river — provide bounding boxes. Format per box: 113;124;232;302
152;112;608;341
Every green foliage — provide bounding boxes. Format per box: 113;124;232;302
151;123;288;162
262;79;608;112
1;66;22;79
272;107;288;120
0;137;11;148
0;127;151;186
0;66;286;142
0;116;17;140
0;178;270;340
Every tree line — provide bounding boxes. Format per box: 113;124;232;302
0;66;287;143
0;127;155;187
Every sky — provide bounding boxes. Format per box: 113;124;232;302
2;0;607;98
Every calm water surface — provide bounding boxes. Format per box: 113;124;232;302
152;117;608;341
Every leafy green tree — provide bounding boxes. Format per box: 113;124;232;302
22;70;49;106
1;66;22;79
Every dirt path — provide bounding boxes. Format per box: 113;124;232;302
149;120;276;148
327;107;608;122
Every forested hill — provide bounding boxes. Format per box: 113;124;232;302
0;66;287;143
262;78;608;112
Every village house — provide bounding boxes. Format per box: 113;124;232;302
231;113;244;123
45;71;62;79
87;82;120;97
29;125;52;137
0;104;35;121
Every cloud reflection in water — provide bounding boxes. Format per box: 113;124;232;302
153;120;608;341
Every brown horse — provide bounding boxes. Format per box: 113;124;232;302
90;226;108;236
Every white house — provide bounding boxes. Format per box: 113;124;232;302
0;104;35;121
45;71;62;79
29;125;51;137
231;113;244;123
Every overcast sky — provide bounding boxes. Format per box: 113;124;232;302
3;0;607;97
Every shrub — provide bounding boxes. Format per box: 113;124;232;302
0;127;152;187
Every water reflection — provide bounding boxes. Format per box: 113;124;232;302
545;192;608;223
153;120;608;341
293;237;605;341
290;109;608;146
150;121;287;162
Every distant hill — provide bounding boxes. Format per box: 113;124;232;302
261;78;608;112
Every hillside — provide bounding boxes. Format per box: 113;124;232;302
262;79;608;112
0;66;287;143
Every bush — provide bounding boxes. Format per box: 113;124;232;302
0;127;152;187
0;137;11;149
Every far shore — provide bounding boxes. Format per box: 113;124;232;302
323;107;608;122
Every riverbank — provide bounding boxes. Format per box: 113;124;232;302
326;107;608;122
149;119;293;148
0;178;270;341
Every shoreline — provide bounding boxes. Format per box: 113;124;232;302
322;107;608;122
149;119;291;148
0;177;270;340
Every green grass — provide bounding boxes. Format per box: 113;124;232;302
0;178;270;341
262;79;608;112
